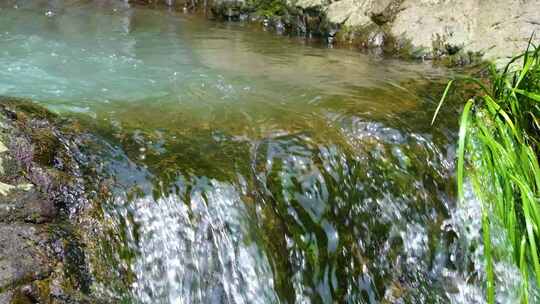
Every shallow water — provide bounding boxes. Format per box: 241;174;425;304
0;1;522;303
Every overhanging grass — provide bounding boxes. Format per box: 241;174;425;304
434;41;540;302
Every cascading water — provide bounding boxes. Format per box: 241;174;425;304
127;180;278;304
0;0;525;303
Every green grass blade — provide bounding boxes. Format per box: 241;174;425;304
482;209;495;304
512;175;540;287
514;56;534;89
515;89;540;102
520;237;529;304
457;99;474;201
483;95;519;137
526;146;540;191
431;80;454;125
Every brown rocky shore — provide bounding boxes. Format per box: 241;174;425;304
141;0;540;65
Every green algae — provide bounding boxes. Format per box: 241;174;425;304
0;97;58;122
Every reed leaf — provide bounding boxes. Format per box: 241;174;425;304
431;80;453;125
457;99;473;201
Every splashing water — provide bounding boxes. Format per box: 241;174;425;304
127;179;278;304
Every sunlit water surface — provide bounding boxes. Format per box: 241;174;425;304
0;1;523;303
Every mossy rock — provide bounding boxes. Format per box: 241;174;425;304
0;96;58;122
0;98;110;303
29;128;62;167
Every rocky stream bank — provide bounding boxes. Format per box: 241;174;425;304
142;0;540;65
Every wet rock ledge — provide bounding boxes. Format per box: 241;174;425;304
0;97;102;304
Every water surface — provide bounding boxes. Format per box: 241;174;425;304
0;1;521;303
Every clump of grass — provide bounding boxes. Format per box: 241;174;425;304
434;41;540;302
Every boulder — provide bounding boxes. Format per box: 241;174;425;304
294;0;540;61
326;0;372;27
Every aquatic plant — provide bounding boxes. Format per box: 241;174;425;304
246;0;288;18
434;41;540;302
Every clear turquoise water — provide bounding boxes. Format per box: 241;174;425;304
0;1;522;303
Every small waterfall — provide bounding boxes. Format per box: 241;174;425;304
124;178;278;303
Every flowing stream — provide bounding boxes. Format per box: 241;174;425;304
0;1;523;303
